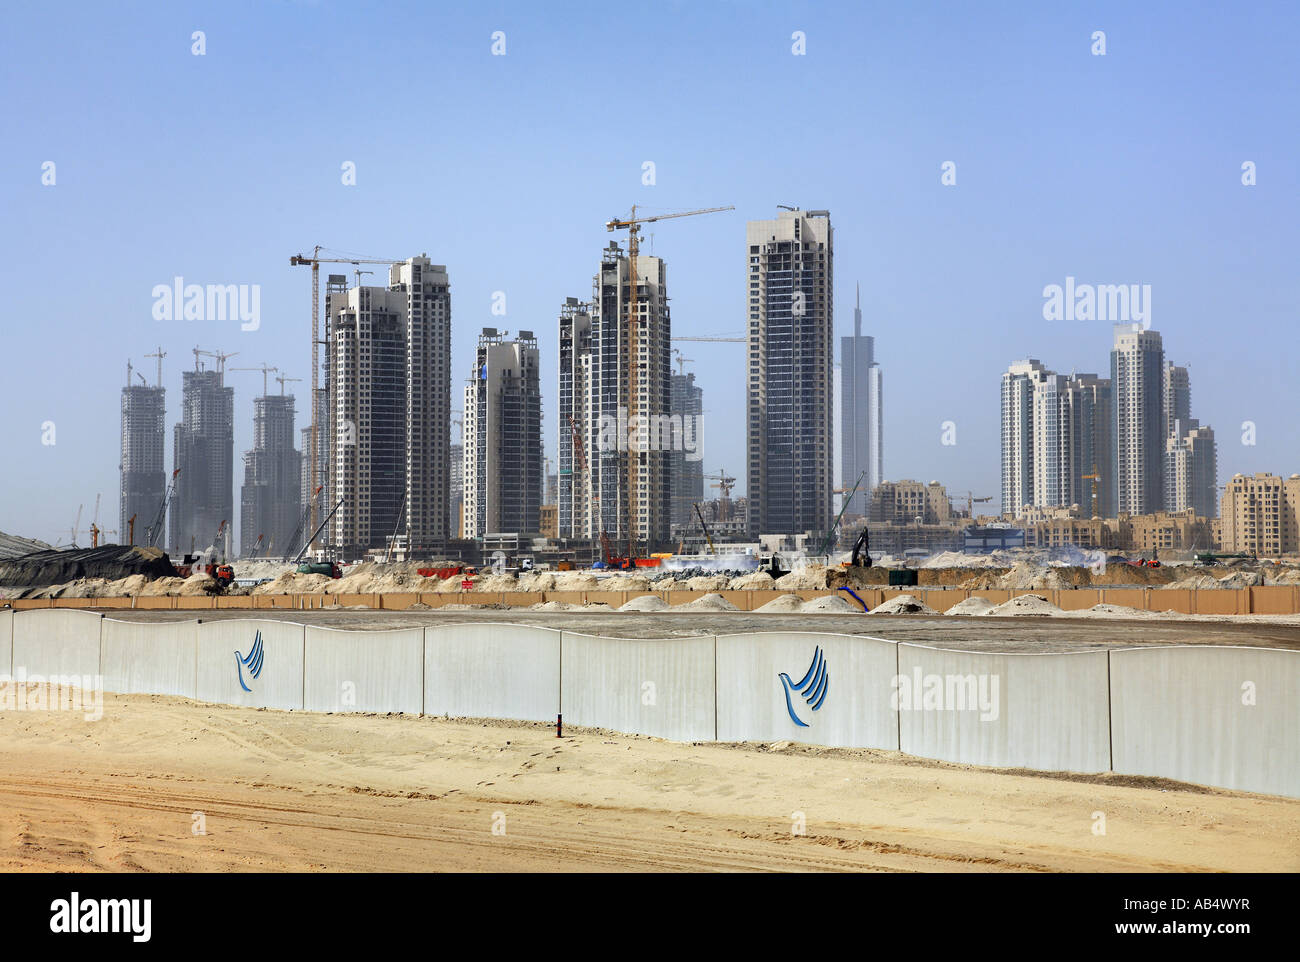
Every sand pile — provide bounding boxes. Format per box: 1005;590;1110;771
473;573;520;592
139;576;188;597
728;570;775;590
553;571;599;591
684;574;730;591
531;600;582;611
1217;571;1263;589
944;596;997;616
802;594;857;613
754;594;804;612
1266;567;1300;586
985;593;1062;617
600;574;653;591
998;563;1070;590
959;570;1005;590
1072;603;1165;619
517;571;557;591
619;595;669;612
1160;574;1219;590
871;594;938;615
252;572;332;595
670;592;739;612
774;566;829;590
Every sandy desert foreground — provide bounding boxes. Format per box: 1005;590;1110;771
0;694;1296;873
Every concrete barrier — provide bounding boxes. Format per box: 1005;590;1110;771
198;619;306;710
0;609;11;675
101;618;198;697
897;644;1111;773
716;632;899;749
424;623;560;722
1110;646;1300;797
560;632;715;741
303;626;423;714
12;609;102;678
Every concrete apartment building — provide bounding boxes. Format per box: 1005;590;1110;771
1111;324;1166;515
746;208;834;540
119;362;166;546
840;283;883;516
868;479;952;525
1220;472;1300;555
170;361;234;556
557;244;673;550
1001;361;1114;516
1165;420;1218;518
669;368;703;527
239;392;301;558
325;256;451;558
462;328;542;540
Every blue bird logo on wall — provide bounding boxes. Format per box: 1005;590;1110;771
235;631;265;692
779;646;829;727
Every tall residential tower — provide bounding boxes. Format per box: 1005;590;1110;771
119;360;166;546
462;328;542;540
745;208;834;539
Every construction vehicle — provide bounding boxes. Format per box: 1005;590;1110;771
847;526;872;568
146;469;181;549
297;560;343;579
819;471;867;555
604;205;733;562
1194;551;1254;565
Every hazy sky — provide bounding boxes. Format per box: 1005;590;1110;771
2;0;1297;547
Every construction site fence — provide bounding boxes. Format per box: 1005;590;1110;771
5;585;1300;615
2;610;1296;798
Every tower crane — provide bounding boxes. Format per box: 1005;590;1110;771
704;468;736;522
604;205;733;559
275;374;301;396
290;247;398;549
1081;467;1101;518
144;346;166;386
230;364;279;396
672;349;694;375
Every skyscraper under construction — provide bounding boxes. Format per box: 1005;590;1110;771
239;389;301;558
170;353;234;555
119;360;166;546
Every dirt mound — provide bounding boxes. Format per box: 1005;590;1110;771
684;574;731;591
531;600;583;611
553;572;599;591
618;595;669;612
728;570;775;590
252;572;332;595
774;566;830;590
801;594;857;613
670;592;739;612
1073;603;1166;619
517;571;557;591
600;574;654;591
1217;571;1263;589
944;596;997;616
0;545;176;588
985;593;1062;617
871;594;938;615
755;594;804;612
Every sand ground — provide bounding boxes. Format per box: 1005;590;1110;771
0;694;1296;872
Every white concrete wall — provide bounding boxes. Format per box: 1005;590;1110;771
897;644;1111;774
561;632;715;741
425;623;559;722
198;619;305;710
303;626;423;714
101;619;198;697
1110;646;1300;797
716;632;899;749
0;610;12;675
12;609;102;678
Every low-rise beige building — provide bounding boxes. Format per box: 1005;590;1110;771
1220;472;1300;555
869;479;952;525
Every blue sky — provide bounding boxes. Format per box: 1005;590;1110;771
2;0;1297;546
